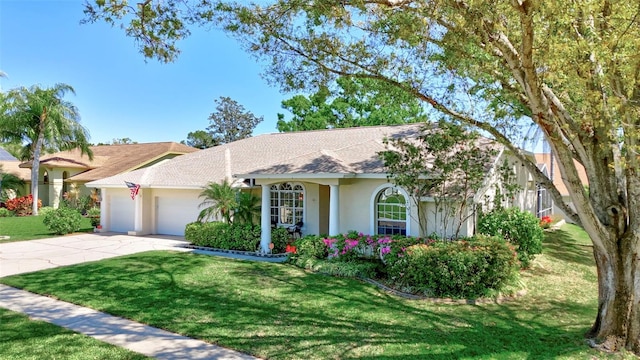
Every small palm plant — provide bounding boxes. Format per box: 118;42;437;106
197;180;237;223
235;191;261;225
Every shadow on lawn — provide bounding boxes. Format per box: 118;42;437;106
543;228;595;267
2;252;596;360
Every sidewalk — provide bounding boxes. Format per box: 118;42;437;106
0;285;259;359
0;233;263;359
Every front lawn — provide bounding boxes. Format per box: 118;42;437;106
0;215;93;243
0;307;148;359
1;224;634;359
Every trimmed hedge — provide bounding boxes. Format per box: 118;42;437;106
478;207;544;268
184;222;290;253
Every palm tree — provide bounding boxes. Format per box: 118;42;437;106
0;84;92;215
234;191;261;225
197;180;238;223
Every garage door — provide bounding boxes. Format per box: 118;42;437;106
156;197;201;236
109;195;135;233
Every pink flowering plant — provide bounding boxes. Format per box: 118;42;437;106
322;231;402;262
290;231;520;298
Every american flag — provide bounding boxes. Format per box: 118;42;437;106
125;181;140;200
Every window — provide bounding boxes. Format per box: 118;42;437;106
375;186;407;235
62;171;69;194
270;182;304;225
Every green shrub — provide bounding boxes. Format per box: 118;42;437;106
385;235;519;299
271;227;290;253
0;208;14;217
294;235;329;259
43;207;83;235
86;207;101;227
478;207;544;268
185;221;262;252
38;206;55;217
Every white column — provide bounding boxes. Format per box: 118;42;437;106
329;184;340;236
260;184;272;253
51;170;63;209
100;188;108;232
129;190;144;235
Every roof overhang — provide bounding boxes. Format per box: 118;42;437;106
85;183;206;190
233;172;357;179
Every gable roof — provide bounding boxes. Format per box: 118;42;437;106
20;142;198;182
88;124;503;189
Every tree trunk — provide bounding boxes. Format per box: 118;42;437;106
31;111;47;216
587;230;640;353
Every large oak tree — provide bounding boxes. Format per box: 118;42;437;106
84;0;640;354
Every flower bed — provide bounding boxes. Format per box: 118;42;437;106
291;232;520;299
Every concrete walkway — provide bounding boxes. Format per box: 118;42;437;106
0;233;261;359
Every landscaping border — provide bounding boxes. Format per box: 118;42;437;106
181;244;290;259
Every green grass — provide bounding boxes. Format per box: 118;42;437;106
0;215;93;243
1;224;635;359
0;307;149;360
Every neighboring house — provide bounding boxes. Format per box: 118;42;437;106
18;142;198;208
87;124;539;252
535;153;589;222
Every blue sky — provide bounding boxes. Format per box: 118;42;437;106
0;0;291;145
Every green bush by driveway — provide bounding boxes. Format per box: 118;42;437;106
0;215;92;243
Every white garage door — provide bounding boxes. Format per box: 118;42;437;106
156;197;201;236
109;195;135;233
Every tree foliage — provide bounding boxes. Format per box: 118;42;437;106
277;77;428;132
0;83;92;215
181;130;218;149
207;96;262;145
381;121;497;238
84;0;640;354
198;180;237;223
197;180;261;225
181;96;262;147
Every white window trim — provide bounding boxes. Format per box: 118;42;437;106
270;182;306;226
369;184;411;236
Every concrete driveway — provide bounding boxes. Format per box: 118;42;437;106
0;233;191;278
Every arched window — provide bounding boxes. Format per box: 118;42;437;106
43;171;49;184
62;171;69;194
270;182;304;226
375;186;407;235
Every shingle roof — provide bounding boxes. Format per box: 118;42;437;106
0;147;18;161
20;142;198;182
88;124;502;189
0;161;31;180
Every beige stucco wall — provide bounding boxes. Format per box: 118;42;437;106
40;167;87;208
337;178;421;237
